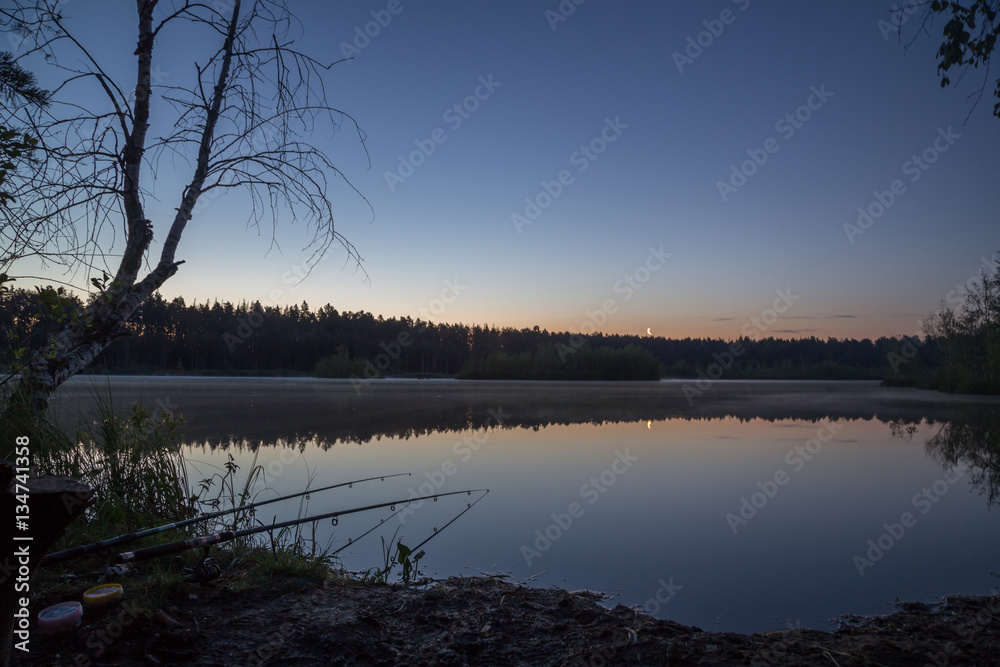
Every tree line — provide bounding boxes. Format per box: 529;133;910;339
2;288;951;382
2;1;997;408
893;261;1000;394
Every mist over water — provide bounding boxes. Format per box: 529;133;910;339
53;377;1000;632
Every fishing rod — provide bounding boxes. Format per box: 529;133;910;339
114;489;490;564
409;488;488;554
330;505;408;556
40;472;412;566
388;487;492;583
329;487;488;557
58;498;462;583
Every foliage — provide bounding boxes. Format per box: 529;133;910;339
0;126;37;209
0;1;366;412
393;540;423;586
0;50;49;106
0;51;53;375
196;452;265;536
33;396;195;544
19;394;339;605
359;527;424;586
0;49;46;205
0;50;47;253
0;288;929;381
918;257;1000;393
926;407;1000;505
0;368;74;456
924;1;1000;118
315;345;371;378
0;285;84;386
0;50;46;276
458;344;661;381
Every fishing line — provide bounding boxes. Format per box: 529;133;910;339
41;472;411;566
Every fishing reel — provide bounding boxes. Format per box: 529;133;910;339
172;547;223;584
186;558;222;584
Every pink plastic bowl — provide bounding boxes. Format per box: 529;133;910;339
37;601;83;635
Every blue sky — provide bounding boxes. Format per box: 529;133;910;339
13;0;1000;340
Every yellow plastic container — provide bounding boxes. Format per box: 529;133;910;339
82;583;124;608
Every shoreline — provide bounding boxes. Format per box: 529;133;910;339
13;574;1000;666
23;376;999;663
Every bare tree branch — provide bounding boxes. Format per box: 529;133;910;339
0;0;370;408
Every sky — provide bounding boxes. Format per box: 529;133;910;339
10;0;1000;340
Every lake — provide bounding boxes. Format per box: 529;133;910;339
51;376;1000;633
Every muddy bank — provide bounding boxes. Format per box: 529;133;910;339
14;575;1000;666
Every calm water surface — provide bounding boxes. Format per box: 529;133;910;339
52;377;1000;633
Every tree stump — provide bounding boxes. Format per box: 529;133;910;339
0;461;92;667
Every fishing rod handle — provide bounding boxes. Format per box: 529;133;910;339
115;532;234;563
40;533;138;566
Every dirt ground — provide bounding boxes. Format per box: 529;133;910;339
13;574;1000;666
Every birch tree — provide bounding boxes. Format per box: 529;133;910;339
0;0;368;410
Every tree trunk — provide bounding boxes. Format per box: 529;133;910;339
15;263;179;411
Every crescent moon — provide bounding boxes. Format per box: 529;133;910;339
646;328;652;336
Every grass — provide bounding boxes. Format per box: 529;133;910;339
354;526;426;586
42;398;194;540
2;386;430;621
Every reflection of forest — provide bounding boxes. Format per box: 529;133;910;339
922;406;1000;507
52;378;1000;454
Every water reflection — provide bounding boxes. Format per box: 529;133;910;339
48;377;1000;632
51;378;1000;452
924;406;1000;506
